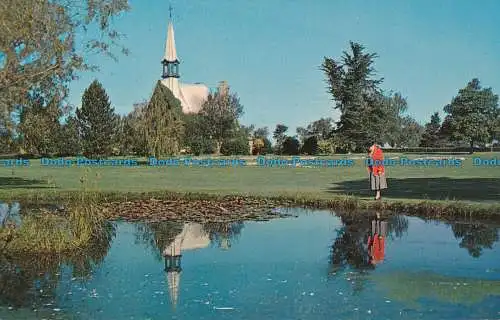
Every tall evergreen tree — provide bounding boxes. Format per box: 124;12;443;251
143;81;184;157
420;112;442;147
443;78;499;153
321;42;385;151
76;80;118;157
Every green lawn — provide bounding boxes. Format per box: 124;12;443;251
0;153;499;206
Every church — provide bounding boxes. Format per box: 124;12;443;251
158;11;254;154
160;14;209;114
163;223;211;310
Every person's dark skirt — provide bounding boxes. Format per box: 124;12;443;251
370;173;387;191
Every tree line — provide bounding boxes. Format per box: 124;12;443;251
319;41;499;154
0;79;253;157
258;42;499;156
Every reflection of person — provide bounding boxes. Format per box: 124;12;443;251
367;213;387;265
367;143;387;200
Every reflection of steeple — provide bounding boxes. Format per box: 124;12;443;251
165;270;180;309
163;223;210;310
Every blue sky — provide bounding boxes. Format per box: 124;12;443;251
68;0;500;135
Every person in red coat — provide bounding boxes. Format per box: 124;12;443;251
367;143;388;200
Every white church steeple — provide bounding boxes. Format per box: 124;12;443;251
161;5;179;79
159;5;209;114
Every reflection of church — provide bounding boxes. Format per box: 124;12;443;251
160;11;209;114
163;223;210;309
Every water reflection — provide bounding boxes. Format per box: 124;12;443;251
0;202;21;228
134;221;245;258
329;212;409;274
1;203;500;319
0;228;115;310
134;220;245;310
163;223;210;310
203;221;244;249
367;213;387;265
134;221;185;260
450;222;499;258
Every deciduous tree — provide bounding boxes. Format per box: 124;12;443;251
398;116;424;148
182;113;213;155
443;78;499;153
282;136;300;155
122;101;148;155
379;92;408;147
18;93;62;155
199;84;244;155
273;124;288;155
253;127;269;140
252;138;265;155
57;115;81;156
0;0;129;125
301;136;318;155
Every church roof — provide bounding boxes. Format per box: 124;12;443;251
164;21;178;62
160;79;209;114
179;83;209;114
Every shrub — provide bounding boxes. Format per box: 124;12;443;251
221;135;250;156
318;139;334;154
301;136;318;155
282;136;300;155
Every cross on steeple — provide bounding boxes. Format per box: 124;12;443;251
169;4;173;20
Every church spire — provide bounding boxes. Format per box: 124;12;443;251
162;5;180;78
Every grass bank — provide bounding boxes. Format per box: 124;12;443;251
0;198;114;254
6;190;500;221
0;153;499;217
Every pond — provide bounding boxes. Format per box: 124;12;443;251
0;205;500;319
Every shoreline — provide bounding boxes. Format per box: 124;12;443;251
3;190;500;220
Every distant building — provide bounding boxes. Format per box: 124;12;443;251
160;17;209;114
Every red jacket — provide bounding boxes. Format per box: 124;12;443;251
369;146;385;175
